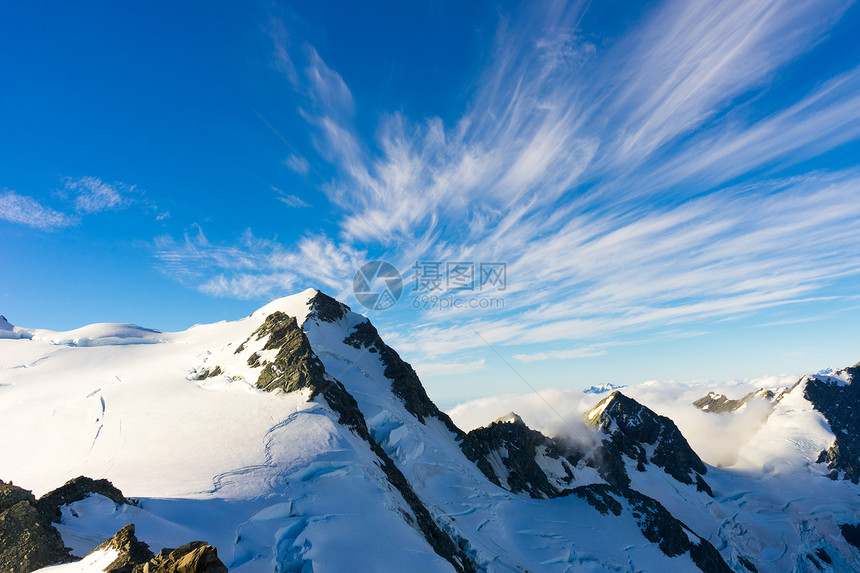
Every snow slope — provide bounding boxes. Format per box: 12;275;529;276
1;290;453;572
2;289;858;572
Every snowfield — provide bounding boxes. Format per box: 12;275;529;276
1;289;858;572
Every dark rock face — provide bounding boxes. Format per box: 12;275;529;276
840;523;860;548
98;524;155;572
692;389;775;414
250;312;328;396
570;484;732;573
93;524;227;573
0;481;72;572
802;367;860;483
460;414;580;499
0;480;38;514
38;475;131;522
306;290;349;324
343;319;465;439
570;483;622;516
196;366;222;380
585;392;712;495
134;542;228;573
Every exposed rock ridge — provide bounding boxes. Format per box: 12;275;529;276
97;523;155;572
305;290;350;324
570;484;733;573
460;413;583;499
38;475;132;522
95;523;227;573
801;366;860;483
585;392;712;495
342;318;465;439
692;388;776;414
250;311;328;394
0;480;72;572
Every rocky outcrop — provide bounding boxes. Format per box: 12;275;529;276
134;542;228;573
840;523;860;549
801;366;860;483
343;318;465;438
692;389;775;414
97;524;155;572
460;413;582;498
250;312;328;396
90;524;227;573
38;475;131;522
306;290;350;324
0;480;39;514
585;392;712;494
1;479;229;573
571;484;732;573
0;480;72;572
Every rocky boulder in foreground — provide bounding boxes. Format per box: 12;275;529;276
0;480;72;572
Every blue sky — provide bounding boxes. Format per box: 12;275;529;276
2;0;860;407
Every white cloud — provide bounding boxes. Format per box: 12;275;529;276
154;225;365;300
271;183;313;209
0;191;76;230
447;388;599;446
63;176;130;213
514;347;607;363
277;195;311;208
284;154;310;176
197;1;860;367
448;372;802;465
414;359;486;377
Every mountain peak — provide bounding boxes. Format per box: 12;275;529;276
492;412;524;426
306;290;350;324
585;391;711;494
583;383;626;394
461;411;582;499
250;287;320;323
802;364;860;483
693;388;776;414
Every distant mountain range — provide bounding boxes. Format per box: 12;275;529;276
1;290;858;572
583;382;627;394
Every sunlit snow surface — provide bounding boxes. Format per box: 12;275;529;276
2;290;858;572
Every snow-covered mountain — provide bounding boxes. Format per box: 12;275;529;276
1;290;859;572
583;383;626;394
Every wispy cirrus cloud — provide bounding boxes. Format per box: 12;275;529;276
1;175;154;231
162;0;860;368
272;186;312;208
63;176;132;213
415;359;487;377
283;154;310;176
154;224;364;300
0;190;77;230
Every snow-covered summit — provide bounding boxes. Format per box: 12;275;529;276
583;382;626;394
0;314;27;340
585;391;712;493
693;387;777;414
0;316;166;346
249;287;319;323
